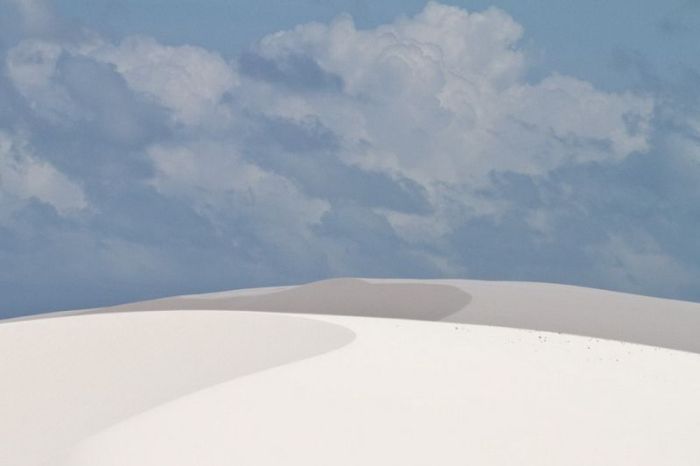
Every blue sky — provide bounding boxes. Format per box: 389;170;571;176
1;0;699;318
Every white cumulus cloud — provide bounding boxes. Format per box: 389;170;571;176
225;1;655;258
88;36;238;126
244;2;653;188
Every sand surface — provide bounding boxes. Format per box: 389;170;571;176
64;314;700;466
89;278;472;321
0;311;354;466
440;279;700;353
3;278;700;465
60;277;700;353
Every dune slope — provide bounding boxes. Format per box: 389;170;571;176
66;314;700;466
0;311;354;466
3;279;700;465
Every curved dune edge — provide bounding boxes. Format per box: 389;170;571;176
64;315;700;466
0;311;355;466
89;278;473;321
72;277;700;354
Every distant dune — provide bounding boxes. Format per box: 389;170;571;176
93;278;472;320
63;277;700;353
2;279;700;465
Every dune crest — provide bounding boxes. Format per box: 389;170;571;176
97;278;472;321
85;277;700;353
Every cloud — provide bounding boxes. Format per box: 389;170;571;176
1;1;699;317
146;139;329;230
0;130;87;219
248;3;652;188
4;0;55;35
239;51;343;93
241;115;433;214
593;233;697;297
88;36;238;125
5;39;78;123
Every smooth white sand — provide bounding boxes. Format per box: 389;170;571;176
0;311;354;466
64;314;700;466
3;279;700;465
64;277;700;353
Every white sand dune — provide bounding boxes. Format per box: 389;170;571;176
65;277;700;353
0;311;354;466
91;278;472;320
64;315;700;466
2;279;700;465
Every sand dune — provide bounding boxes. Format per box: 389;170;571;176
70;277;700;353
0;311;354;466
65;315;700;466
96;278;472;320
3;278;700;465
440;279;700;354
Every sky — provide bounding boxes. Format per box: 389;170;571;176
0;0;699;318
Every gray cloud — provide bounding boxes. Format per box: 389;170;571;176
244;116;433;213
239;51;344;92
